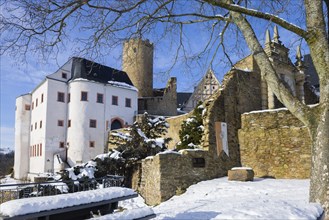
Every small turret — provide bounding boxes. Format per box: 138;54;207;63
265;29;271;45
273;25;282;44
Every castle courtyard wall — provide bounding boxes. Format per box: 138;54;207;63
238;109;311;178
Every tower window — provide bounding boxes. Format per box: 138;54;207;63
36;98;38;107
40;120;42;128
58;120;64;127
89;141;95;148
112;96;118;106
125;98;131;108
35;122;37;129
90;119;97;128
57;92;65;102
97;93;104;103
81;91;88;101
41;94;44;103
25;105;31;111
67;93;71;103
59;142;65;148
68;120;71;127
62;72;67;79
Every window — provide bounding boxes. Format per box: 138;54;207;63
112;96;118;105
59;142;65;148
67;93;71;103
37;144;39;156
33;145;36;157
97;93;104;103
41;94;44;103
35;122;37;130
81;91;88;101
89;141;95;148
106;120;109;129
36;98;38;107
40;120;42;128
125;98;131;108
58;120;64;127
62;72;67;79
192;158;206;168
68;120;71;127
89;119;97;128
57;92;65;102
40;144;42;156
31;125;33;131
25;105;31;111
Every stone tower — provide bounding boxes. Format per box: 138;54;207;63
262;26;305;109
122;38;154;97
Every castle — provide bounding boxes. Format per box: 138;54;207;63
13;38;183;180
14;57;138;180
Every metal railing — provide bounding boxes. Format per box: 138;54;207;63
0;175;124;204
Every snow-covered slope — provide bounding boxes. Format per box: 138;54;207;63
121;177;323;219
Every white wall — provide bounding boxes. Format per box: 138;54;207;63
67;79;138;164
42;79;68;173
14;94;31;179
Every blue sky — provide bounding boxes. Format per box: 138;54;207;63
0;2;308;151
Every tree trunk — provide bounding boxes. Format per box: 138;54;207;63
226;0;329;215
309;105;329;217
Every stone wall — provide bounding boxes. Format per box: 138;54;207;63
238;109;311;178
164;113;191;149
137;150;227;205
136;56;266;205
138;77;177;116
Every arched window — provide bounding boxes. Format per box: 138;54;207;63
111;119;123;130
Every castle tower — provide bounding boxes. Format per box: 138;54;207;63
14;94;32;179
122;38;154;97
263;26;300;109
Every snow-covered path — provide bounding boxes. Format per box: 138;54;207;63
121;177;323;219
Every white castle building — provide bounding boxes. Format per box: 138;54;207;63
14;57;138;180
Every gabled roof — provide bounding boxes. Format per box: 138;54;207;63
181;69;220;111
70;57;133;86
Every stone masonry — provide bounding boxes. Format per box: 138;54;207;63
238;109;311;178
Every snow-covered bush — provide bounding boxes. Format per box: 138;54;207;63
177;103;204;150
60;113;171;187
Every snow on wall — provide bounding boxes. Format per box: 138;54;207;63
0;187;136;217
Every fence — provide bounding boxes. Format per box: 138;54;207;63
0;175;124;204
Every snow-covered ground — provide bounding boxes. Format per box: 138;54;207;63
0;177;323;219
121;177;323;220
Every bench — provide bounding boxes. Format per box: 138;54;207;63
0;187;151;220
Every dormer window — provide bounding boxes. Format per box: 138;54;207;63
62;72;67;79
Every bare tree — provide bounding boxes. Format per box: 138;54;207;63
1;0;328;216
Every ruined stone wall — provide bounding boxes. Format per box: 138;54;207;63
238;109;311;178
165;113;191;149
138;77;177;116
138;150;227;205
137;58;265;205
202;66;263;169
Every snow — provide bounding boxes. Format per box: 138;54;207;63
94;207;154;220
0;187;136;217
0;178;323;219
107;81;138;91
121;177;323;219
109;150;122;160
231;167;253;170
157;150;181;155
